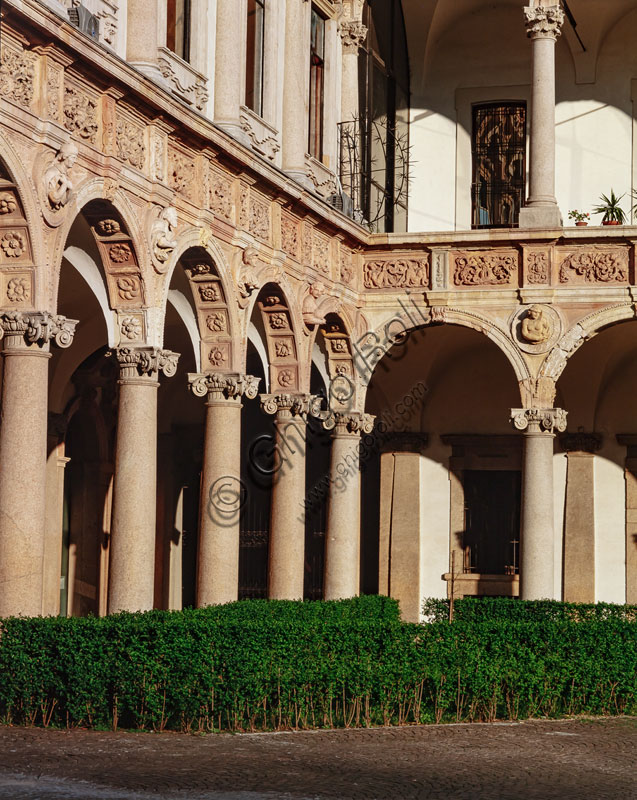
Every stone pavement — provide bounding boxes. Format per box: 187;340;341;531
0;718;635;800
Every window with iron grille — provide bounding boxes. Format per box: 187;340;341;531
167;0;191;62
309;7;326;160
471;103;526;229
246;0;266;117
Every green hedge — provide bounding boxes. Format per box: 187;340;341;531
0;596;635;732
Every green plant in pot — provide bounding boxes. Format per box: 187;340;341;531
593;190;627;225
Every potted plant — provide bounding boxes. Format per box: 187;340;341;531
593;190;627;225
568;209;590;227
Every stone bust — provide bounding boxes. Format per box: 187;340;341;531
45;140;78;210
521;304;551;344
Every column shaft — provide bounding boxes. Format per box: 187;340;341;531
0;348;50;617
281;0;309;176
197;397;243;606
108;376;159;613
214;0;248;136
324;432;361;600
126;0;162;80
562;452;595;602
268;414;307;599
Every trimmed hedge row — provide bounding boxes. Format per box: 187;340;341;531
0;596;635;732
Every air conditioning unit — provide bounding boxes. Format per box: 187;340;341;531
68;4;100;40
327;190;354;218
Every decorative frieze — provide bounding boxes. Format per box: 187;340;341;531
116;117;146;171
313;232;331;275
340;247;355;285
453;251;517;286
188;372;260;401
63;86;98;144
364;257;429;289
510;407;567;434
558;248;628;284
249;192;271;243
114;346;179;379
46;66;62;122
0;311;77;348
209;168;234;221
0;41;36;110
525;250;550;284
541;324;586;381
281;213;299;260
168;147;195;201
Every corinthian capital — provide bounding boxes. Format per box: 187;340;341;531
339;20;367;52
114;346;179;379
188;372;260;402
260;393;324;420
0;311;77;349
524;5;564;39
511;407;567;434
323;411;375;436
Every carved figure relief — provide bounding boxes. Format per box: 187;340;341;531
44;141;78;211
364;258;429;289
521;305;551;344
238;247;260;300
340;249;354;284
313;233;331;275
0;193;17;215
249;195;270;242
454;252;517;286
511;304;561;355
150;206;178;273
269;312;289;330
302;282;327;326
64;87;98;143
559;249;628;284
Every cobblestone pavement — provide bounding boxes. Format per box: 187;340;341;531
0;718;635;800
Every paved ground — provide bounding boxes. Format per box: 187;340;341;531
0;718;635;799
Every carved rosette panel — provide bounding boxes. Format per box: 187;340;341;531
313;232;331;276
63;84;99;144
258;294;299;392
183;258;233;372
322;317;354;403
558;248;629;284
0;162;34;309
524;249;550;285
118;312;145;343
281;212;299;260
84;204;145;308
453;251;518;287
363;257;429;289
209;167;234;222
249;192;271;243
168;147;196;202
0;39;36;110
116;114;146;172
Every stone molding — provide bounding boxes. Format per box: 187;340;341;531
510;407;567;434
560;432;602;453
188;372;260;402
380;432;429;454
114;346;179;379
323;411;375;436
363;257;429;289
0;311;77;349
260;393;324;420
524;5;565;39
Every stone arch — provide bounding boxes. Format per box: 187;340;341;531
358;305;531;408
168;243;241;374
252;282;305;394
51;180;150;309
539;303;635;383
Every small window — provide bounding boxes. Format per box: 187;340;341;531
309;7;326;160
462;470;521;576
246;0;266;117
471;103;526;229
167;0;191;62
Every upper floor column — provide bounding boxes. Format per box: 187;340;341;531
214;0;249;141
108;347;179;614
519;3;564;229
126;0;164;82
511;406;567;600
281;0;310;181
0;312;77;618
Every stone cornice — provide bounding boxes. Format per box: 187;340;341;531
0;311;77;349
560;431;602;453
114;346;179;379
524;5;565;39
511;407;567;434
260;393;324;420
188;372;260;402
381;432;430;453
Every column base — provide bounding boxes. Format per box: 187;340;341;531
129;61;170;89
518;204;563;229
214;121;251;148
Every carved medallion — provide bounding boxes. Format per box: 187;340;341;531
510;304;562;354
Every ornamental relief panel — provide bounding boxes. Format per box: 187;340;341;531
46;66;62;122
340;247;355;285
524;250;550;285
249;192;271;243
209;168;234;222
453;250;518;287
116;116;146;172
0;229;30;262
0;39;36;110
168;147;196;202
558;248;629;284
63;85;99;145
363;257;429;289
0;270;33;308
313;232;331;276
281;212;299;260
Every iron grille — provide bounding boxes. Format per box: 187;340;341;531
471;103;526;229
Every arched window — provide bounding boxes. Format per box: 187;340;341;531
345;0;409;233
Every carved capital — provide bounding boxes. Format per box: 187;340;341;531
260;393;324;420
323;411;375;436
339;20;367;52
511;407;567;434
0;311;77;350
114;346;179;380
560;431;602;453
188;372;260;402
524;5;564;39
